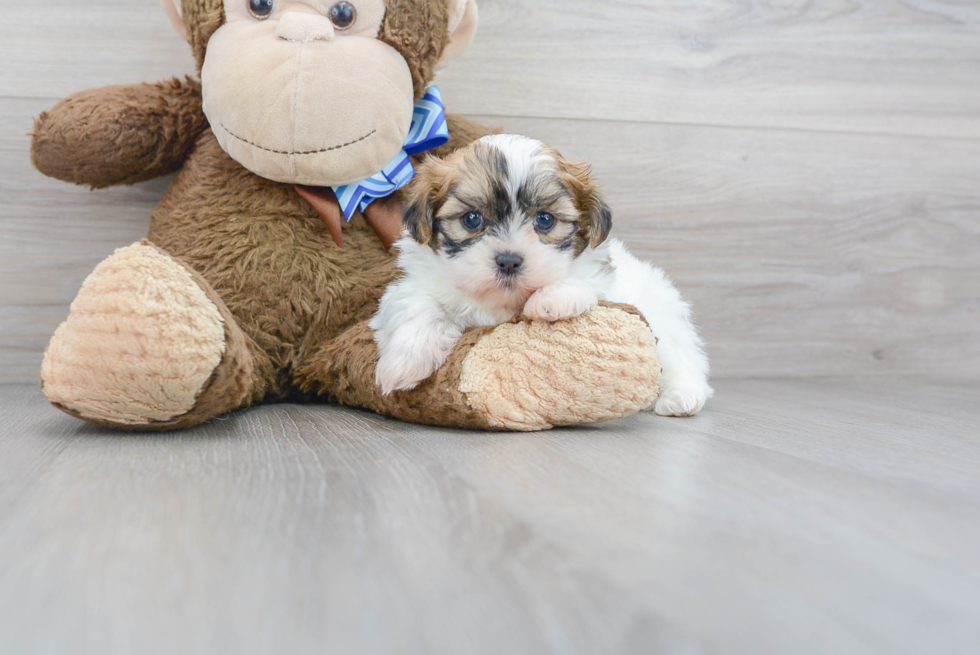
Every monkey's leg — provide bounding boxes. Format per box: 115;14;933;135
295;303;662;431
41;241;264;431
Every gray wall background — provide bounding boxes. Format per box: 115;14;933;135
2;0;978;383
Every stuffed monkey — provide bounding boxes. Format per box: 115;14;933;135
30;0;660;432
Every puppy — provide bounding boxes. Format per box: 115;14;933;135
370;134;712;417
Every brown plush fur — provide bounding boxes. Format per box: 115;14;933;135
31;78;208;189
381;0;453;98
183;0;225;72
31;0;660;431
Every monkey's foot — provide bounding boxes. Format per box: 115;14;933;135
41;241;254;431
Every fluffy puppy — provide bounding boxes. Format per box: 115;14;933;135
370;134;712;417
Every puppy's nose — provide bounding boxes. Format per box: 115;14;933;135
276;12;335;42
495;253;524;276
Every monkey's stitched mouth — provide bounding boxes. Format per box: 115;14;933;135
218;123;377;156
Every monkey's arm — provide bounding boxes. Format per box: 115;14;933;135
32;78;208;189
295;303;661;432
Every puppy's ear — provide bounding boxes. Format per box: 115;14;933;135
403;187;434;245
556;156;613;248
582;190;613;248
404;155;455;245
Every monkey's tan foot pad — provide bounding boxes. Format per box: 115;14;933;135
41;241;253;431
458;304;662;431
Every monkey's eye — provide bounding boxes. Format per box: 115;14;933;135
248;0;274;19
534;212;556;232
328;2;357;30
461;212;485;232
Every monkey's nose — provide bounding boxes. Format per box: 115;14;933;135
495;253;524;277
276;12;335;42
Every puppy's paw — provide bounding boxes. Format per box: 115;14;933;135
373;322;462;395
651;381;711;417
375;351;435;395
523;283;598;322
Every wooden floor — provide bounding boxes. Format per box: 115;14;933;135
3;1;980;652
1;379;979;654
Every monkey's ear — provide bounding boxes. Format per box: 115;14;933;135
161;0;189;42
436;0;479;71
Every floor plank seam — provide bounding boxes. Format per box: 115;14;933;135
462;112;980;144
5;96;980;144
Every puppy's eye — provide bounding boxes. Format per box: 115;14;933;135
248;0;274;19
328;2;357;29
534;212;556;232
461;212;485;232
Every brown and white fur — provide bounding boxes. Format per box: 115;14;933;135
370;134;712;416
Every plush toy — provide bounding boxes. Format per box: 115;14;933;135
30;0;661;432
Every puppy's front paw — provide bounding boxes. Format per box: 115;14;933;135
375;350;435;395
373;322;463;395
651;381;711;417
523;283;598;322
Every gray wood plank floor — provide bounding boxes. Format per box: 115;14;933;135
2;379;979;655
3;2;980;652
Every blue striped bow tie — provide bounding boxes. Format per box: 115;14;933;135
332;86;450;221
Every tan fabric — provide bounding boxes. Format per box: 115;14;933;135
202;19;415;186
459;305;662;431
162;0;188;41
436;0;478;70
40;242;227;426
198;0;474;187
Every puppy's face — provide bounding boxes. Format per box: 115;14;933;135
403;135;612;309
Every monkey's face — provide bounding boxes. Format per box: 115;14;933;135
201;0;440;187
